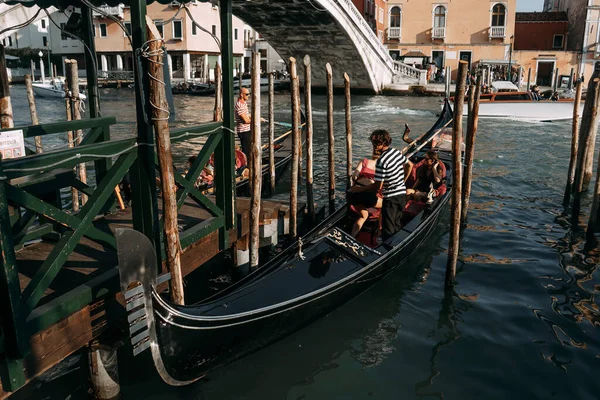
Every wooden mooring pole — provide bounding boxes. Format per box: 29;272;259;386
563;81;583;207
250;51;262;269
25;74;43;153
445;60;468;287
303;55;315;222
0;45;14;129
64;62;80;212
214;62;222;122
526;68;531;92
344;73;352;192
66;59;88;206
268;72;276;194
461;74;482;225
146;17;184;305
575;63;600;193
326;63;335;214
290;57;301;239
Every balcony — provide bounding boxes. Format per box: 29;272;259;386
388;27;401;40
489;26;506;39
432;27;446;40
92;5;124;19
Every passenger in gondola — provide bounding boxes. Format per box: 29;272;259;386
551;91;560;101
531;85;541;101
407;151;446;204
349;129;413;241
347;148;384;238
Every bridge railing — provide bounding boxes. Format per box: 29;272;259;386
392;61;427;84
334;0;394;70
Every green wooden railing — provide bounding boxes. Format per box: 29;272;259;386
0;118;234;390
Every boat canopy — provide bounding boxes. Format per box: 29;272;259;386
491;81;519;92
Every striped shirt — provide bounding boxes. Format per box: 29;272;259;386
374;147;408;198
235;99;250;133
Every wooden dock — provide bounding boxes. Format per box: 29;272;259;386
0;196;289;398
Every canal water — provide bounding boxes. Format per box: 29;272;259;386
7;87;600;400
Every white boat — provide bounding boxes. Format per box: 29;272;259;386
32;78;87;101
452;81;580;122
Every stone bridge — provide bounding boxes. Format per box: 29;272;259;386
232;0;425;92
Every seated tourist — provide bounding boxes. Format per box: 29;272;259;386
347;149;383;238
407;151;446;203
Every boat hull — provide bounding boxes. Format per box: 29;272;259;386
462;100;579;121
32;83;87;100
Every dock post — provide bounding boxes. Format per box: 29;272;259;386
63;69;80;212
89;343;120;399
66;59;88;206
574;62;600;199
445;60;468;287
563;81;583;207
145;18;184;305
466;83;475;140
81;6;100;118
526;68;531;92
586;149;600;242
25;75;43;153
517;66;523;90
0;45;14;129
344;73;352;192
249;51;262;269
268;72;276;194
303;55;315;222
289;57;301;239
326;63;336;214
461;74;481;225
214;62;222;122
553;68;559;92
569;67;575;90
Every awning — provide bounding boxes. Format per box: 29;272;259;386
478;59;519;65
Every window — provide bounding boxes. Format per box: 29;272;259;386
390;6;401;28
154;20;163;38
491;4;506;26
212;25;217;35
553;34;564;49
234;28;238;40
124;22;132;36
192;23;197;35
379;7;384;23
1;38;4;46
99;23;107;37
8;36;12;46
41;19;46;29
60;22;68;40
173;20;183;39
434;6;446;28
42;36;48;47
259;49;267;58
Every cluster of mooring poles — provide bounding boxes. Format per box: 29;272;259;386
564;61;600;245
445;60;482;288
212;52;354;270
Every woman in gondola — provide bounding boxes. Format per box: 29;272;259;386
407;150;446;203
347;148;383;238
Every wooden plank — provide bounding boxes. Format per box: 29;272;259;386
0;117;117;137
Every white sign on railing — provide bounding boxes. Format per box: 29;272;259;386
0;130;26;159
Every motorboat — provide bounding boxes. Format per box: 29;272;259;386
32;77;87;101
115;99;455;385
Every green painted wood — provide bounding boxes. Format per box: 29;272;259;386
1;357;25;391
81;6;100;118
176;133;221;209
2;138;136;180
129;0;161;265
0;162;29;359
170;122;222;143
21;151;136;313
180;216;225;249
217;0;237;250
14;224;52;247
0;117;116;138
173;173;222;218
79;125;106;146
70;179;95;198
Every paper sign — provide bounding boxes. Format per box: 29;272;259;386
0;129;26;159
446;51;457;60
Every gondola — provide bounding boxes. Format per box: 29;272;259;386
116;99;455;385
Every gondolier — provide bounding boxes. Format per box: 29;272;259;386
350;129;413;240
235;88;252;160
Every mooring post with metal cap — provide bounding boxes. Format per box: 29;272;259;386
24;75;43;153
303;55;315;222
249;51;262;269
445;60;468;287
290;57;301;239
461;74;482;225
344;73;353;192
145;16;184;305
563;80;583;207
326;63;336;214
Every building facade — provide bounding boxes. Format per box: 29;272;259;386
352;0;387;42
384;0;517;80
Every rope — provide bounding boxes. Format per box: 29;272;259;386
3;144;138;174
140;39;170;122
183;5;221;50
